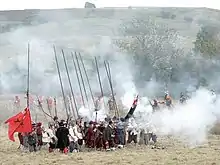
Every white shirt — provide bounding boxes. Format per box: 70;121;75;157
42;128;57;143
127;117;138;135
73;125;83;140
69;126;78;142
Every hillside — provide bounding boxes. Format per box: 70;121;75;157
0;7;219;96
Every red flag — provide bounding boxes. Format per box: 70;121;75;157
47;97;53;106
39;96;44;104
5;108;32;142
124;95;139;120
132;95;139;108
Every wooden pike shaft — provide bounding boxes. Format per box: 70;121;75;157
53;45;68;118
68;94;77;120
75;52;89;106
54;97;58;117
94;57;104;97
71;52;85;108
61;49;78;119
104;60;119;117
78;52;95;107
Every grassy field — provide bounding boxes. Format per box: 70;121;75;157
0;95;220;165
1;124;220;165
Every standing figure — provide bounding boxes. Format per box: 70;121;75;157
164;93;172;108
56;121;69;153
179;92;187;104
69;123;79;153
117;118;125;147
104;121;116;150
149;99;160;112
95;123;106;150
27;125;37;152
36;122;43;150
127;117;138;145
86;121;95;149
14;96;21;110
45;123;57;153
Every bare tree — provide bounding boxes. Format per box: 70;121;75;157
115;16;184;84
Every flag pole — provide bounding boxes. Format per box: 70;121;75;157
27;43;30;109
53;45;68;119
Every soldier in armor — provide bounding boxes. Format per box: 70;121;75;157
164;93;172;108
149;99;160;112
179;92;187;104
28;124;38;152
56;120;69;153
108;97;114;111
14;96;20;109
36;122;43;150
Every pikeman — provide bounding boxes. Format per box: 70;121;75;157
149;99;160;112
108;94;114;111
164;94;172;108
95;122;106;150
45;123;57;153
86;121;95;149
74;119;84;151
27;123;38;152
18;132;23;149
127;117;138;145
159;92;173;109
179;92;187;104
95;95;102;111
36;122;43;150
14;96;20;109
56;120;69;154
38;96;44;106
46;97;53;111
69;122;79;153
117;118;125;147
53;116;59;130
104;121;116;151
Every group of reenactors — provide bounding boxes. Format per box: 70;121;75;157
14;91;190;153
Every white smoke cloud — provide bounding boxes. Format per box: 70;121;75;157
123;88;220;146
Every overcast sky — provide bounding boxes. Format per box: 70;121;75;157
0;0;219;10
